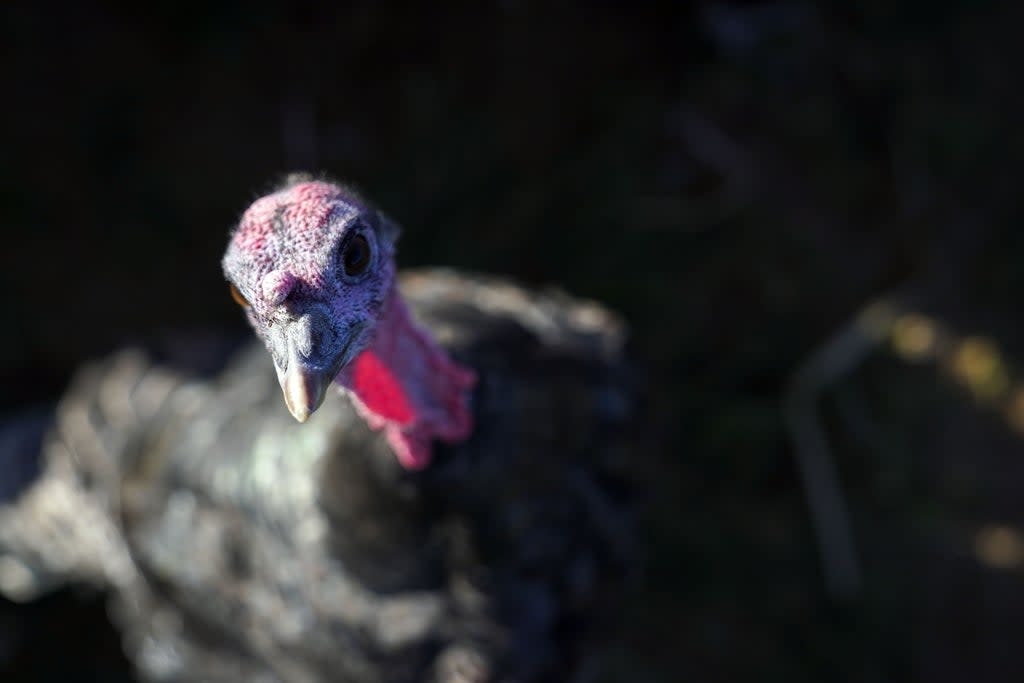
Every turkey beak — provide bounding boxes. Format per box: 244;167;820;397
282;351;330;423
278;317;363;423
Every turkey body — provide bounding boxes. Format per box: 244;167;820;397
0;271;639;683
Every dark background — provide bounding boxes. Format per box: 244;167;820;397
3;1;1024;681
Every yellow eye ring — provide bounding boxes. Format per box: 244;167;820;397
229;282;250;308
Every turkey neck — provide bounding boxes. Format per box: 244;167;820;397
320;283;476;591
336;282;477;470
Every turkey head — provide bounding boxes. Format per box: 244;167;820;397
222;177;476;469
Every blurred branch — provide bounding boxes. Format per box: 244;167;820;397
788;285;1024;600
660;107;755;231
784;297;900;600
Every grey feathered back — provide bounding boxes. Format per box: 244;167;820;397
0;270;640;682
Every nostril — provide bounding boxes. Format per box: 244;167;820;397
303;312;332;357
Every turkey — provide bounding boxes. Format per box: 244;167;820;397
0;177;641;682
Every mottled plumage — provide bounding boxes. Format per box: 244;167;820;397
0;265;639;681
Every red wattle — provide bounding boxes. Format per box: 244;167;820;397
348;352;416;425
338;288;477;469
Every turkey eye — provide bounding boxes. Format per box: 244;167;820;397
229;283;250;308
342;234;371;276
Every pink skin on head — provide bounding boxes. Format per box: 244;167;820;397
223;180;476;469
231;182;345;273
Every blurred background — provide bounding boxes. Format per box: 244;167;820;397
3;1;1024;681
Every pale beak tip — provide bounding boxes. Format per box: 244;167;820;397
283;390;310;423
282;364;328;424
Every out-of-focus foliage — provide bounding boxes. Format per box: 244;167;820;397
3;1;1024;681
